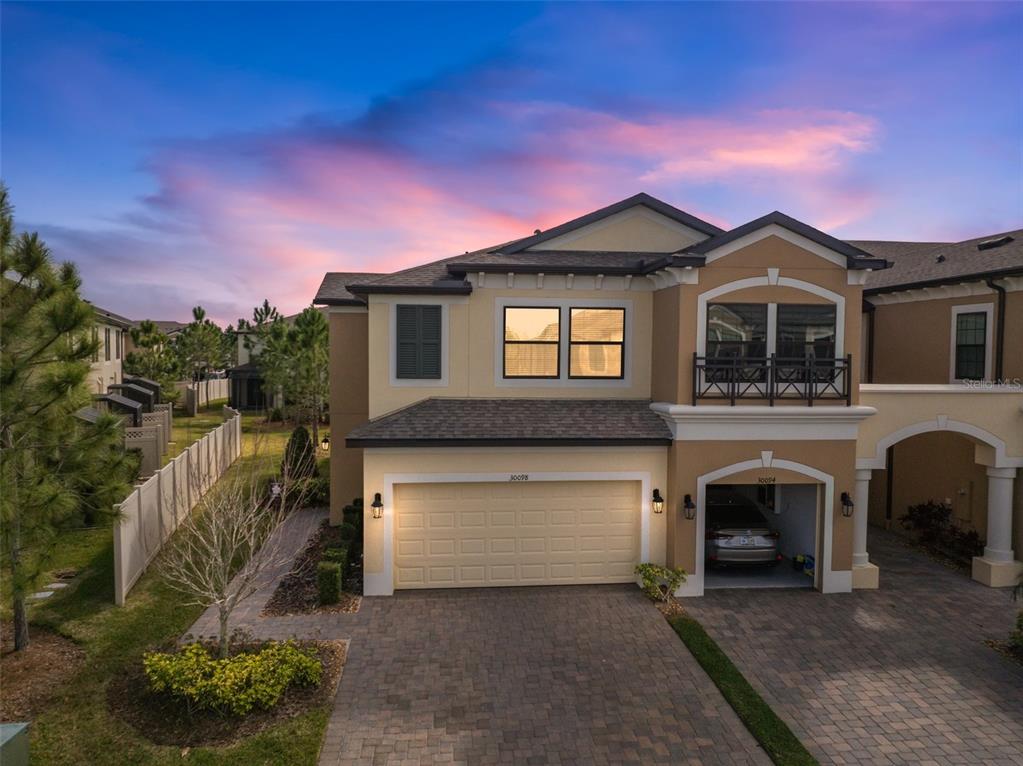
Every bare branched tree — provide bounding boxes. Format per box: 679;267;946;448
157;431;314;657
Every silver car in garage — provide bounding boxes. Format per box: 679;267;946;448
705;488;781;566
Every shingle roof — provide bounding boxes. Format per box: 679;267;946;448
498;192;724;253
685;211;887;269
91;304;134;329
137;319;188;335
314;272;385;305
445;250;703;277
346;398;672;447
854;229;1023;292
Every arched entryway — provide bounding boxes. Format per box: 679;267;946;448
856;418;1021;588
681;453;849;597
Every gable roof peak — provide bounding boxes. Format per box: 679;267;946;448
500;192;724;254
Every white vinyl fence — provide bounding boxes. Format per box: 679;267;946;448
176;378;231;415
113;406;243;605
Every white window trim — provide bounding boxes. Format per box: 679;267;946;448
387;298;451;388
494;296;633;388
364;469;653;596
949;303;994;384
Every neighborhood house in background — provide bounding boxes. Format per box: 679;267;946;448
314;193;1023;597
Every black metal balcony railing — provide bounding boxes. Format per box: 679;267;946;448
692;352;852;406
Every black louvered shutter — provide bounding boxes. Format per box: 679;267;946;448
396;305;442;379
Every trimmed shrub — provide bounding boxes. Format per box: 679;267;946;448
296;476;329;507
339;522;359;542
281;426;317;481
342;505;361;528
317;561;342;604
900;501;985;562
143;641;322;716
1010;611;1023;654
322;545;349;569
634;563;687;602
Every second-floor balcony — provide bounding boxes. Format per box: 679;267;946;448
692;352;853;406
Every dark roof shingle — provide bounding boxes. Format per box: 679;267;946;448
854;229;1023;292
314;272;385;305
347;398;671;447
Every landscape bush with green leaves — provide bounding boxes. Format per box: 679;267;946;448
899;501;984;563
634;563;686;602
143;640;322;716
316;562;342;605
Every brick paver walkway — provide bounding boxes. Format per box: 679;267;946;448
686;529;1023;766
186;511;769;765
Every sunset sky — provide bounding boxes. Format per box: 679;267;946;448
3;1;1021;325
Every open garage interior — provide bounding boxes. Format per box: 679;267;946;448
704;483;819;590
393;480;641;589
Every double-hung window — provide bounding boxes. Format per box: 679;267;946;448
569;308;625;378
503;307;560;378
953;311;987;381
104;328;111;362
396;305;442;379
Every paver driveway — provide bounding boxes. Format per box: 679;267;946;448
320;585;770;766
687;530;1023;766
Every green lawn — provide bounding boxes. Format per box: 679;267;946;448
14;410;334;766
669;615;818;766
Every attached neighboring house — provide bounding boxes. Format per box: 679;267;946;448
315;193;1023;598
123;319;187;358
89;305;133;394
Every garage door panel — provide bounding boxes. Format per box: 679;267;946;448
394;481;640;588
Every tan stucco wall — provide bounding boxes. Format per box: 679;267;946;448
651;286;682;402
865;432;991;536
668;235;863;405
1004;290;1023;380
368;287;654;418
665;440;856;578
871;294;999;384
329;310;369;523
857;388;1023;466
361;446;669;580
89;320;124;394
528;209;707;253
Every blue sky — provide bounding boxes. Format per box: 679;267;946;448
3;1;1021;323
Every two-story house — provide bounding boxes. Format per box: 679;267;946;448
315;194;1023;597
89;304;133;394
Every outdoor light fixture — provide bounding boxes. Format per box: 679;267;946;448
320;434;330;452
371;492;384;519
651;488;665;514
682;494;696;520
840;491;854;517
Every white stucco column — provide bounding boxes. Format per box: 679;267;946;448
972;466;1022;588
852;469;871;567
851;468;879;589
983;467;1016;563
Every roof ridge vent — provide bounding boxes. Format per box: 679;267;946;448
935;254;946;263
977;234;1014;251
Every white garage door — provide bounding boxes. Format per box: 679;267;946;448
394;480;640;589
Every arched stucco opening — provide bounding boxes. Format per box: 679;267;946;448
677;453;850;597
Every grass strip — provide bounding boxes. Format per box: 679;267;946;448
669;615;818;766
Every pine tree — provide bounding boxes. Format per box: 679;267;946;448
0;185;137;651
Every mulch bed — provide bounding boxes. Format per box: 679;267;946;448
655;598;686;618
262;521;361;616
984;638;1023;667
1;624;86;721
106;640;346;748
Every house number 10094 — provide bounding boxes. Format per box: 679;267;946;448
509;474;529;482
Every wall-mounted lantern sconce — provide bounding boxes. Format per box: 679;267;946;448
320;434;330;452
651;488;665;514
371;492;384;519
682;494;696;520
840;491;854;518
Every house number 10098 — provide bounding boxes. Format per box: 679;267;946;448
509;474;529;482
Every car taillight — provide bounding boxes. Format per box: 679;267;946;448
707;532;731;540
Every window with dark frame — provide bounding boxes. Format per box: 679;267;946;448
91;328;99;363
104;328;111;362
706;303;768;359
116;330;122;360
776;304;837;359
503;306;560;378
568;307;625;378
395;304;442;379
954;311;986;381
